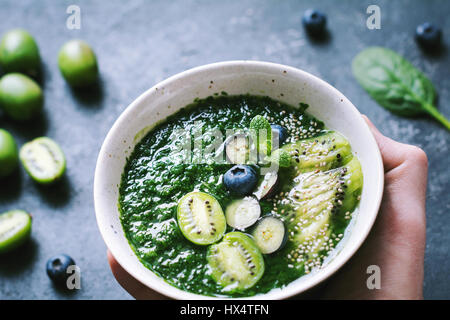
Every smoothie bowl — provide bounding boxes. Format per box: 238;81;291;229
94;61;384;299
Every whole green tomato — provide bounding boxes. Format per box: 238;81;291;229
58;40;98;87
0;128;18;178
0;29;41;77
0;73;43;121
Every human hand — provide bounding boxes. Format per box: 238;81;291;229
107;250;167;300
107;115;428;300
322;116;427;299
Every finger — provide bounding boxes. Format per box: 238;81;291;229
363;115;427;230
107;250;168;300
363;115;410;172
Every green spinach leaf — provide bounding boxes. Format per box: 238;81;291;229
352;47;450;130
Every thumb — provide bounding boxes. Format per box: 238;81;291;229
362;115;410;172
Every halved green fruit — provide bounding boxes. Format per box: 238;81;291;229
177;192;226;245
281;131;353;172
19;137;66;184
287;157;363;258
207;232;264;291
0;210;32;254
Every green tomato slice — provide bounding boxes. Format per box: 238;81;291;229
0;210;32;254
20;137;66;184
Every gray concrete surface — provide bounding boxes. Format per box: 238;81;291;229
0;0;448;299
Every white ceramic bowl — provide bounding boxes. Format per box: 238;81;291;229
94;61;384;300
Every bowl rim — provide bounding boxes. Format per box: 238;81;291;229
94;60;384;300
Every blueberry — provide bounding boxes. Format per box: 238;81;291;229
415;22;442;49
302;9;327;36
223;165;258;196
46;254;75;286
271;124;288;146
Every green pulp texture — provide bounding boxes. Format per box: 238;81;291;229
118;94;359;297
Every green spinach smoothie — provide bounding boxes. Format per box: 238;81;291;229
118;94;363;297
